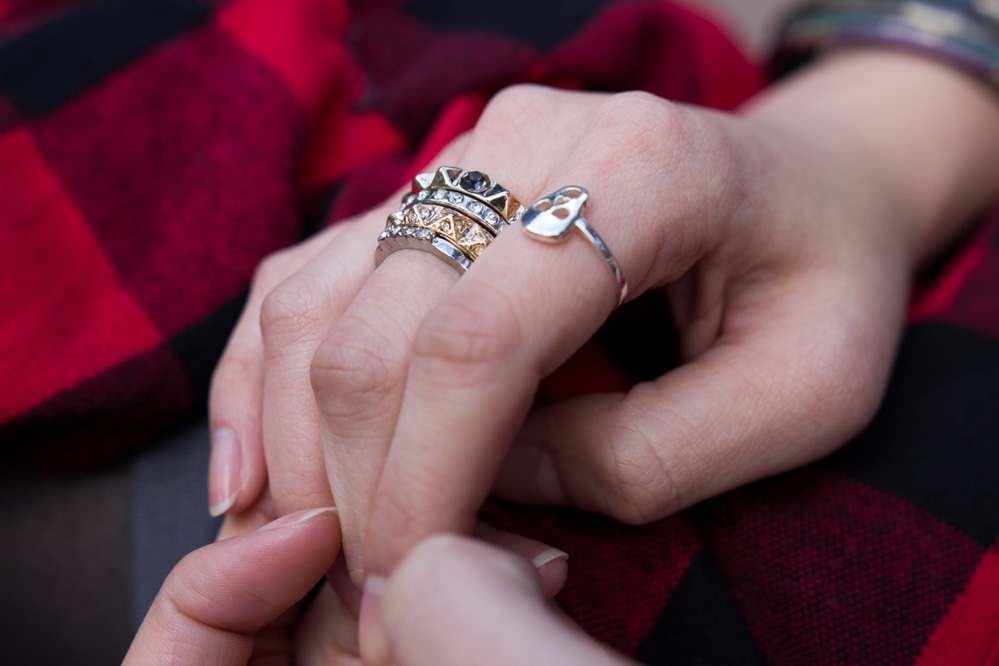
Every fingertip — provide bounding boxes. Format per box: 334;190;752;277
257;506;338;532
326;554;362;619
208;427;241;516
474;523;568;599
207;423;268;516
359;574;391;666
533;548;569;600
208;327;267;516
494;429;568;506
379;535;573;666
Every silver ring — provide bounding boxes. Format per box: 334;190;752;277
375;167;524;274
521;186;628;307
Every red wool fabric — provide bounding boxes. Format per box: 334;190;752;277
2;1;998;663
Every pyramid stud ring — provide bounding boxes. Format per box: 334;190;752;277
375;167;524;274
522;186;628;307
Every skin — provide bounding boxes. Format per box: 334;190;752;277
127;514;621;666
370;535;634;666
125;511;569;666
207;47;999;662
124;508;342;666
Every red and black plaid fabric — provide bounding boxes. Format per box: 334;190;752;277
2;1;997;663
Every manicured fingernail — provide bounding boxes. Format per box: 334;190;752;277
208;427;241;517
532;547;569;569
360;575;391;664
258;507;338;532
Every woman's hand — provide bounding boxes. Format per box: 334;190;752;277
361;534;633;666
125;508;568;665
124;507;341;665
208;49;999;589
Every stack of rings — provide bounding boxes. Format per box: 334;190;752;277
375;166;629;307
375;166;525;273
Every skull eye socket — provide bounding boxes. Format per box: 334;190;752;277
562;188;583;198
553;208;570;220
534;200;553;212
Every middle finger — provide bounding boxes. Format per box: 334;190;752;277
362;88;704;577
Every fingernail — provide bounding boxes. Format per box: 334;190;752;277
534;449;569;504
360;575;391;664
208;427;241;517
326;554;362;618
532;547;569;569
258;507;337;532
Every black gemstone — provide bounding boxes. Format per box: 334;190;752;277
460;171;489;193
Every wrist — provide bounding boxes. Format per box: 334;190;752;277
741;48;999;270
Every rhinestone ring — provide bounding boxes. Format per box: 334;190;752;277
375;166;524;274
522;186;628;307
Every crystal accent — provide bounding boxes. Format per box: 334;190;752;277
468;201;482;214
434;189;448;200
448;192;463;204
460;224;490;246
452;216;471;237
485;211;499;224
460;171;489;193
417;190;430;201
432;214;455;237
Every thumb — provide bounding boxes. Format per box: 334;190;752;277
362;534;633;666
124;507;340;666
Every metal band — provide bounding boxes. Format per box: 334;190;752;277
521;186;629;308
775;0;999;87
573;216;629;306
375;167;524;274
375;225;472;273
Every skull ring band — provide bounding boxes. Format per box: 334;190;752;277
522;186;628;307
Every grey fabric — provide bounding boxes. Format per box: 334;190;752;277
0;460;133;665
128;417;221;632
0;419;222;664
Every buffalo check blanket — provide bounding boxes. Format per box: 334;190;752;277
1;0;997;663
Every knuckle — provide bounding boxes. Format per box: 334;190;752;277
477;84;560;138
799;329;888;441
588;91;683;166
209;344;256;396
252;247;301;290
599;437;677;525
310;328;402;415
259;276;329;346
411;285;520;382
591;405;695;524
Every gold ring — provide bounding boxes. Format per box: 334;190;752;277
375;167;524;273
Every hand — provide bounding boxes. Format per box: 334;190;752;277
360;534;633;666
126;507;568;665
123;507;341;665
209;50;999;593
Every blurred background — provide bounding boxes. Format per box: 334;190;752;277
695;0;799;55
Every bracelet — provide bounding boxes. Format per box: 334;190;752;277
774;0;999;86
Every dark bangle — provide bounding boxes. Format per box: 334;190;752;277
774;0;999;86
